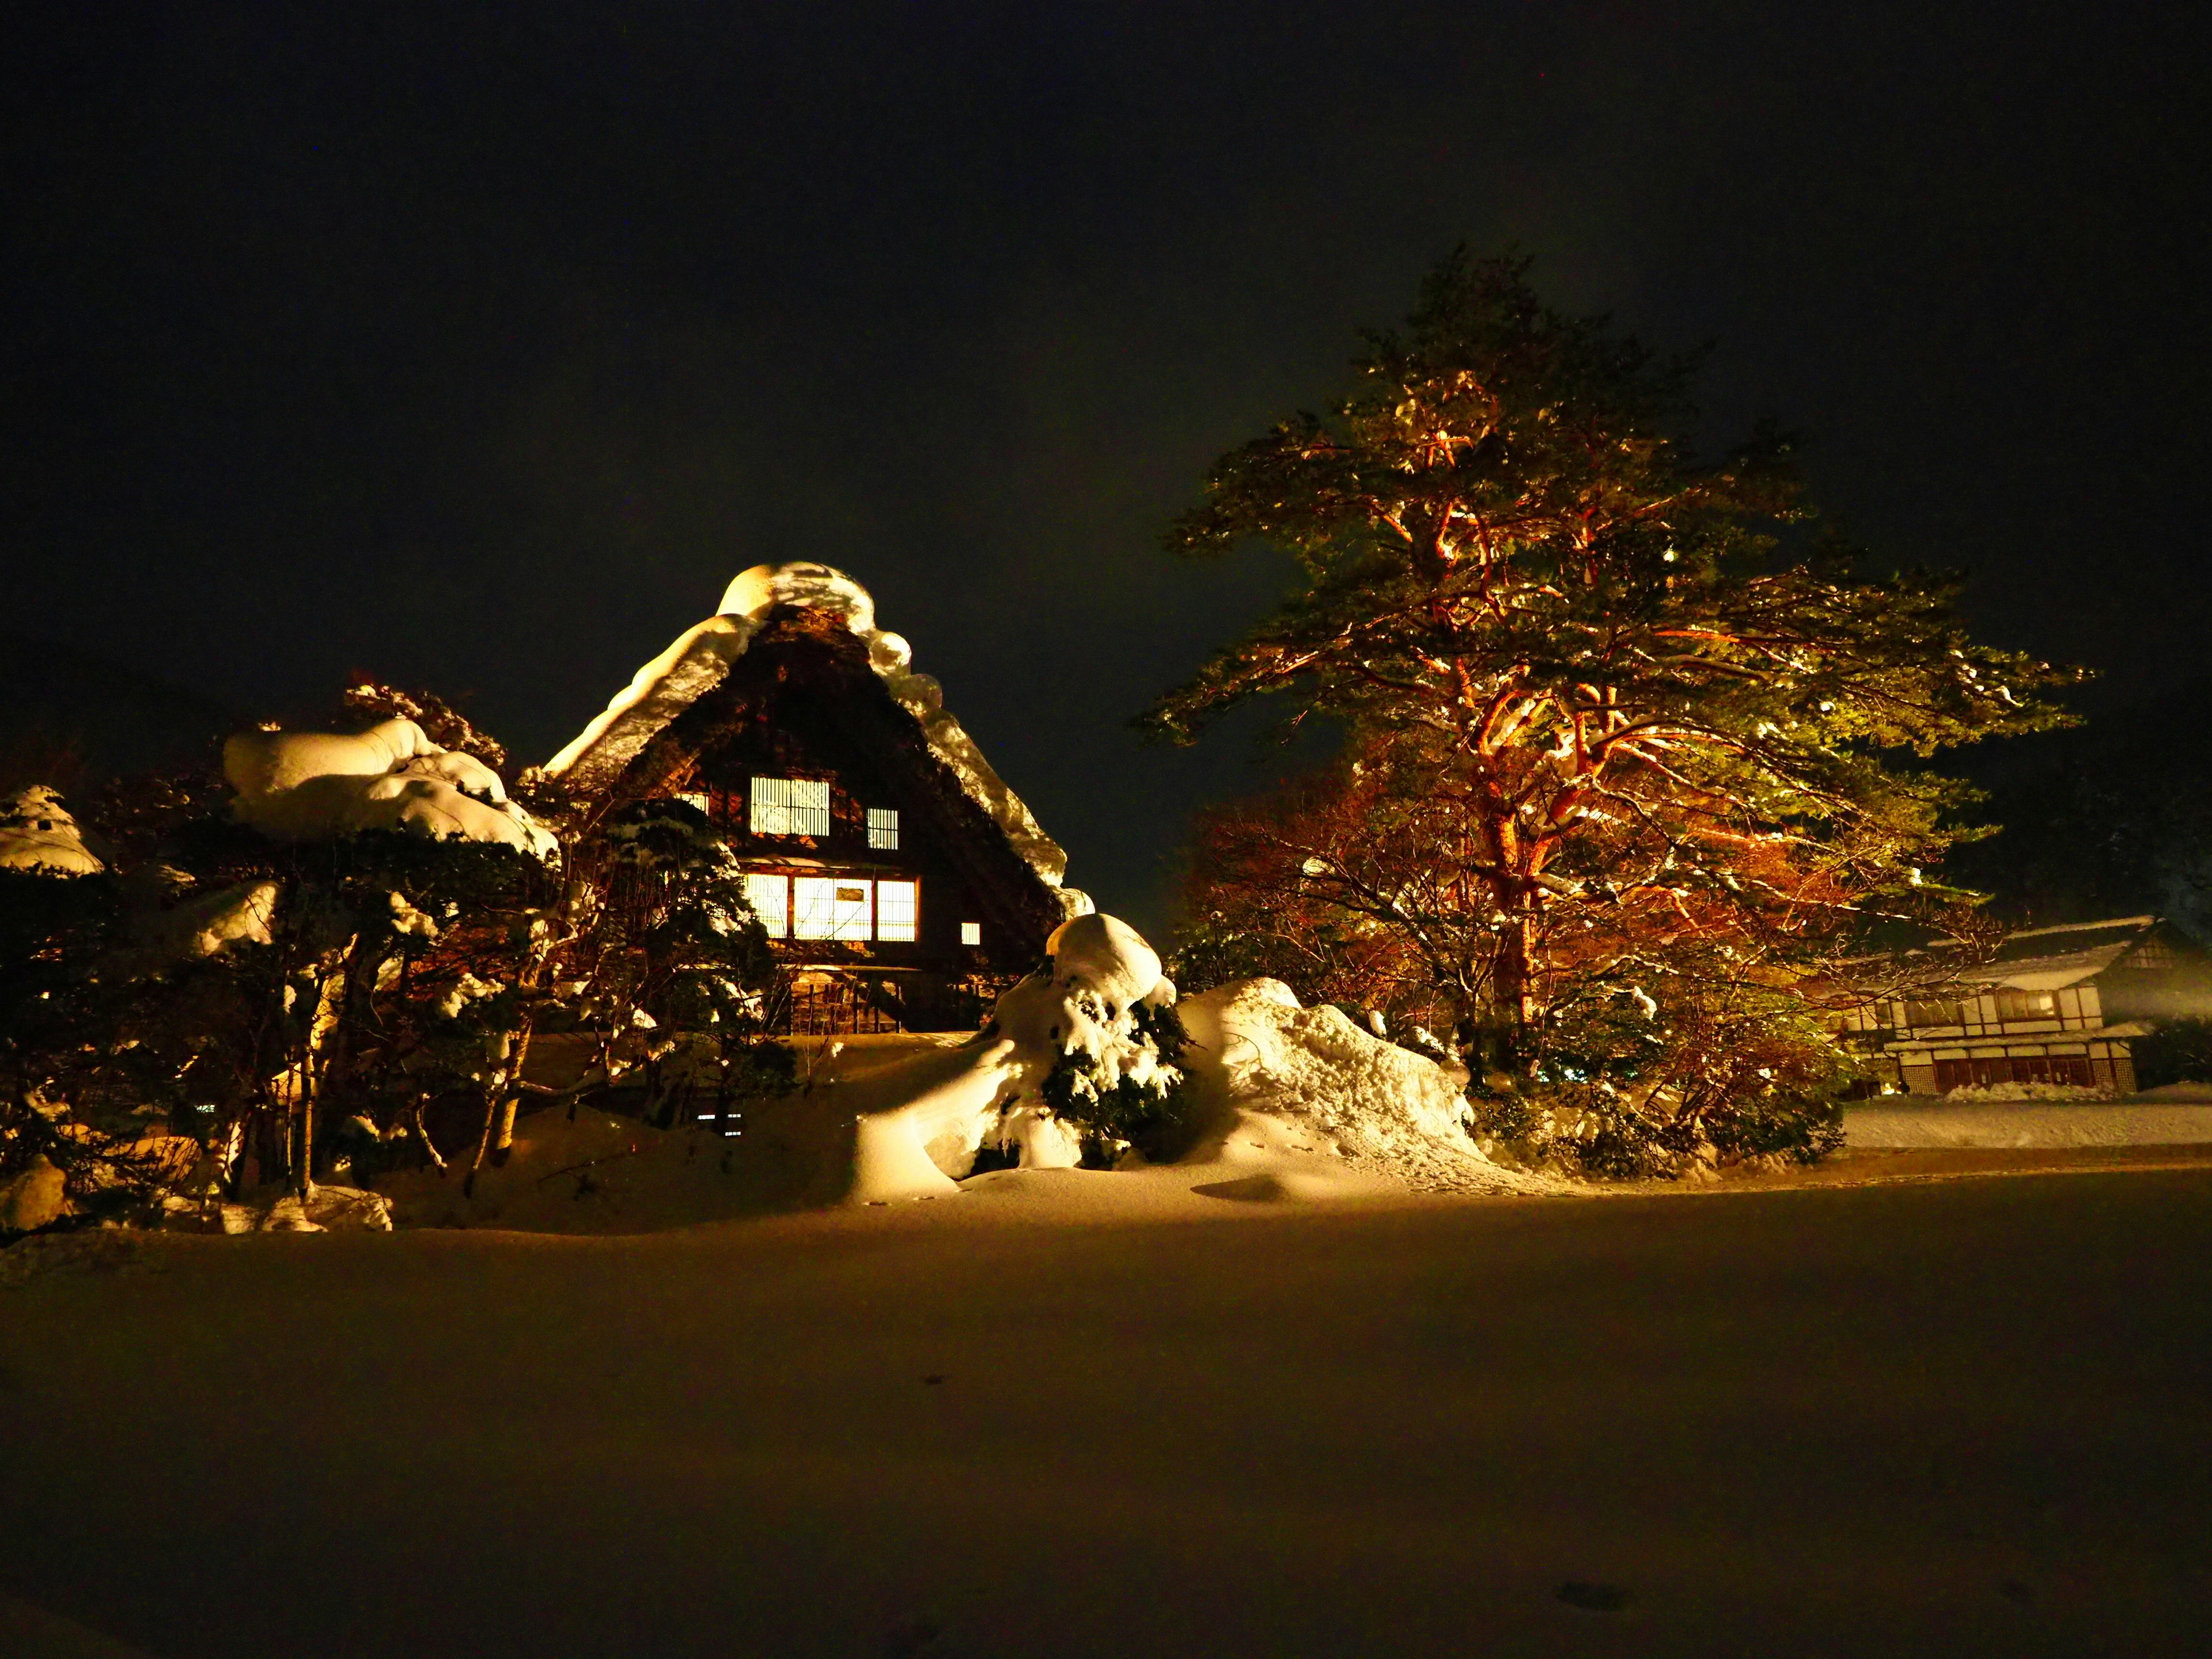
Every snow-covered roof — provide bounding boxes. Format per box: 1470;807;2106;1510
1990;916;2159;960
545;563;1077;896
1960;916;2177;991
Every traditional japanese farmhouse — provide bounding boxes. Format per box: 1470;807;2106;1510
1842;916;2212;1094
544;563;1090;1033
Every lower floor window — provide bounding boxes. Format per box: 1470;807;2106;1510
1934;1054;2093;1091
743;873;790;938
793;877;873;941
876;880;918;942
742;872;920;943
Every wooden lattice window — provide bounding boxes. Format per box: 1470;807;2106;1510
751;777;830;838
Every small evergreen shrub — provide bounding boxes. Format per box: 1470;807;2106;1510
1038;998;1199;1163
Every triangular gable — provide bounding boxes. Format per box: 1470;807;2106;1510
544;564;1088;921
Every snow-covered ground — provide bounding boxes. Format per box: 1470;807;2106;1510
7;1167;2211;1657
1846;1086;2212;1149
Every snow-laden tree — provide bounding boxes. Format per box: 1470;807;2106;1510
1149;252;2077;1089
528;796;786;1142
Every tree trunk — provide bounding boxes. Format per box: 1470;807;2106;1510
461;1035;509;1198
1485;898;1540;1077
489;1026;533;1168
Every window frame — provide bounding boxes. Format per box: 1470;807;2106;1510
874;877;919;942
792;875;874;941
749;776;832;838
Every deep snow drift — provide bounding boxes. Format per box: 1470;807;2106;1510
1177;978;1555;1198
373;914;1554;1230
788;915;1551;1206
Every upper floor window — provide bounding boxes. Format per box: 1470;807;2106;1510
866;806;900;850
1903;998;1964;1029
751;776;830;838
1993;988;2058;1022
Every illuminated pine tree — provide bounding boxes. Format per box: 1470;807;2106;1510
1148;251;2077;1076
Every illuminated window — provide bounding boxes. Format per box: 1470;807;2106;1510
673;790;710;815
742;873;789;938
866;806;900;850
1994;988;2058;1022
876;880;918;942
749;777;830;837
794;877;872;941
960;921;982;946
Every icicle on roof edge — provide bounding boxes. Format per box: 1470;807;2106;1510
544;563;1078;896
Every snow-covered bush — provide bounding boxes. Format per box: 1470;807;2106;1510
989;915;1196;1163
1466;974;1851;1178
0;859;184;1230
1037;997;1193;1161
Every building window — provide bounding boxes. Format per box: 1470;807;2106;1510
1902;998;1964;1029
960;921;982;947
793;877;872;941
1993;988;2058;1022
1936;1054;2091;1092
876;880;918;942
866;806;900;850
750;777;830;838
673;790;710;816
743;873;790;938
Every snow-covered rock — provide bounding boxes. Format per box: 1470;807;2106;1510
137;878;281;961
0;787;104;875
224;718;556;858
1177;979;1553;1196
544;562;1088;912
216;1184;395;1234
1;1156;67;1233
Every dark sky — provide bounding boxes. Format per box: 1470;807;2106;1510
7;2;2208;933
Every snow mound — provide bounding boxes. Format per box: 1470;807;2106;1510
1045;912;1166;1013
1844;1100;2212;1149
2136;1081;2212;1102
544;562;1088;912
216;1184;396;1234
1;1155;67;1233
224;718;556;858
0;786;104;875
1177;979;1557;1196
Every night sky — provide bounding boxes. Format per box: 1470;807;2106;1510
7;2;2207;933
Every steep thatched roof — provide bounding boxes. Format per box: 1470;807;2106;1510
544;564;1088;945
